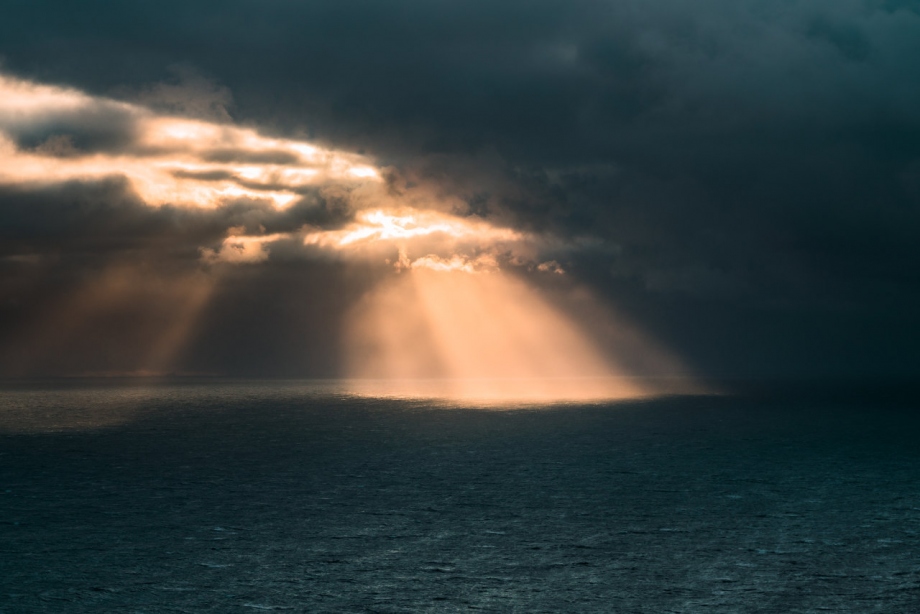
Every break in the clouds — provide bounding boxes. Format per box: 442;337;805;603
0;71;664;396
1;0;919;380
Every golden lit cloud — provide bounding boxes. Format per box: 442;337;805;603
305;208;524;248
0;73;380;210
0;73;113;122
300;207;537;272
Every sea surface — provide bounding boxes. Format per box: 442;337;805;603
1;379;919;612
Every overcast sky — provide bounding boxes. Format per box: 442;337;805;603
1;0;919;380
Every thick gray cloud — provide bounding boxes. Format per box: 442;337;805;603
1;0;919;378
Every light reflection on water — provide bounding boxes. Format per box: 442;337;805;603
0;377;706;432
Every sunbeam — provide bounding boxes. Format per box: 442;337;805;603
3;265;218;377
343;266;687;403
0;73;699;395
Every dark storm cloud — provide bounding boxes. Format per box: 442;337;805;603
1;0;919;377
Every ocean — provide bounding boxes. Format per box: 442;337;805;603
1;380;918;612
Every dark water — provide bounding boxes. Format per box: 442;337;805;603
1;380;919;612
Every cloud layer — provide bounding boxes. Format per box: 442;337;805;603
1;0;919;378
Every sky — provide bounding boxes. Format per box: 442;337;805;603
1;0;919;385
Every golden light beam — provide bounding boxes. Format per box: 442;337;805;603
344;268;652;403
2;265;217;378
137;271;216;374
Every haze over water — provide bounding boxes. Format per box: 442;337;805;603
2;379;918;612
